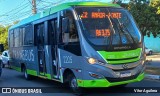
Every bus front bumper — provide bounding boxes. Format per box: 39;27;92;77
77;73;144;87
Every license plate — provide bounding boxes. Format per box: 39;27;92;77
120;72;131;77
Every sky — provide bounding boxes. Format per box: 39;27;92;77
0;0;116;26
0;0;31;25
0;0;55;25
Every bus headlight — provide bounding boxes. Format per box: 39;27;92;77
88;57;97;64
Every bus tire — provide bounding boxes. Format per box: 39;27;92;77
68;74;82;94
23;67;31;80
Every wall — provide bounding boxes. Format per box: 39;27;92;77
144;35;160;52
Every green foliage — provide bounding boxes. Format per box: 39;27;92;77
124;0;160;37
13;20;19;25
0;25;10;50
150;0;160;14
0;21;18;51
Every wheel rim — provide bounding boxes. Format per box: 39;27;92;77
24;69;28;78
70;77;78;91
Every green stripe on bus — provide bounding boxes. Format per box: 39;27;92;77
98;48;141;64
27;70;52;79
65;2;120;7
77;73;144;87
27;69;37;76
45;74;52;79
107;57;140;64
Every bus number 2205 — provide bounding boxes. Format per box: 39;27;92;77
63;56;72;63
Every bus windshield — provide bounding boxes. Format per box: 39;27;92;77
75;7;142;46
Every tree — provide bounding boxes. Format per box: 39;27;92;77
126;0;160;37
0;20;19;52
150;0;160;14
0;25;10;50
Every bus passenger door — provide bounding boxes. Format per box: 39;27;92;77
48;19;59;79
35;23;46;76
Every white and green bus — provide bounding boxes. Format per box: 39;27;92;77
8;1;146;92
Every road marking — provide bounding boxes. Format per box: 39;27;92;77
145;74;160;80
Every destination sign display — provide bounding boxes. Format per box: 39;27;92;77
78;10;121;37
96;29;111;37
80;12;121;19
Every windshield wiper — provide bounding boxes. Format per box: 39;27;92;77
103;8;117;49
107;9;116;34
116;18;135;44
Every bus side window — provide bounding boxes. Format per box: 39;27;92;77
14;28;20;47
19;28;23;46
69;19;78;43
61;10;81;56
62;10;79;43
48;19;57;45
36;23;44;45
24;24;33;45
9;30;14;47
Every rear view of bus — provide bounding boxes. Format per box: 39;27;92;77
71;3;146;90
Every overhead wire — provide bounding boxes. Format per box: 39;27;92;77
0;0;32;25
1;0;28;16
7;10;31;21
8;3;31;17
1;3;31;24
1;0;65;25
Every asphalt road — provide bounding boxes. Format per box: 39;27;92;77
145;55;160;75
0;68;160;96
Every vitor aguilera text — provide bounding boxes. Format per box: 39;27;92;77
134;89;157;93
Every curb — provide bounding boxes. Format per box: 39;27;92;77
145;74;160;80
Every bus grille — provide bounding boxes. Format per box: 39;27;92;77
105;73;139;83
106;56;138;61
106;56;139;64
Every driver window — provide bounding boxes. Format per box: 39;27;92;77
62;10;79;43
61;10;81;56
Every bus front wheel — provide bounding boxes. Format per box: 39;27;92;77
68;74;82;93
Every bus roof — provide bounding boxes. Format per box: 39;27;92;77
9;1;121;30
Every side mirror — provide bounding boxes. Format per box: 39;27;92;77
0;44;4;52
62;18;69;33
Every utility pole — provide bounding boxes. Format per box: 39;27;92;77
32;0;37;14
